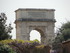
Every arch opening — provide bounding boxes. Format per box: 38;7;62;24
30;30;41;42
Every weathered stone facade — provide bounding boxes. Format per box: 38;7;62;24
15;8;56;45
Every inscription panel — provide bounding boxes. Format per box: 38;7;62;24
28;11;46;18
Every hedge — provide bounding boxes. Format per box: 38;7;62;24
0;39;51;53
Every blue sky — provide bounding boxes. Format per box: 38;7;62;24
0;0;70;41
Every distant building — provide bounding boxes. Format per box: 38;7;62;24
62;40;70;53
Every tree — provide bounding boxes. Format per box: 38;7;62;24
57;21;70;41
0;13;13;40
52;21;70;50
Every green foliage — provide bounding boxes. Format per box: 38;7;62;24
36;45;44;48
32;39;40;42
0;13;13;40
0;43;16;53
52;21;70;50
58;21;70;41
0;40;50;53
0;39;40;44
0;39;16;44
61;21;70;29
62;29;70;40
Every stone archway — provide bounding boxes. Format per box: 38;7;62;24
15;8;56;45
29;27;46;44
30;30;41;42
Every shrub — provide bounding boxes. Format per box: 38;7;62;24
0;39;16;44
0;39;39;44
0;40;51;53
8;40;40;53
0;43;16;53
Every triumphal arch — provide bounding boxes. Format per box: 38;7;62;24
15;8;56;45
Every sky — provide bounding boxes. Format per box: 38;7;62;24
0;0;70;41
